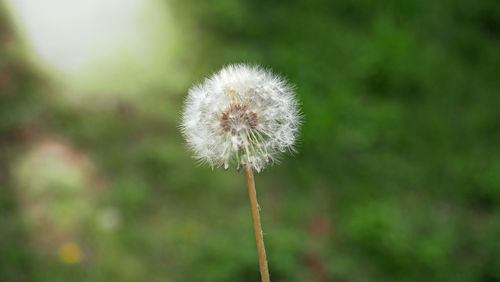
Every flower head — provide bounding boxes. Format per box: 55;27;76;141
181;64;301;172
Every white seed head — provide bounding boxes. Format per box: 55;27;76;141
181;64;301;172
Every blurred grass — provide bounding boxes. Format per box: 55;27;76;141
1;0;500;281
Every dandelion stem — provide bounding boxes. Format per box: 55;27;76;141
245;165;270;282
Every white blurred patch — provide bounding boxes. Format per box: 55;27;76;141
98;206;122;232
4;0;175;96
9;0;144;73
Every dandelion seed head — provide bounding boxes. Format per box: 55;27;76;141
181;64;301;172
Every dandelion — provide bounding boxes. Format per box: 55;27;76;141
181;64;301;282
181;64;300;173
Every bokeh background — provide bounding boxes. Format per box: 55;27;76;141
1;0;499;281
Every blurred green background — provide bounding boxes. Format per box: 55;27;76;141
1;0;499;281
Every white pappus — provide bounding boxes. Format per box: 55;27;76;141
181;64;301;172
